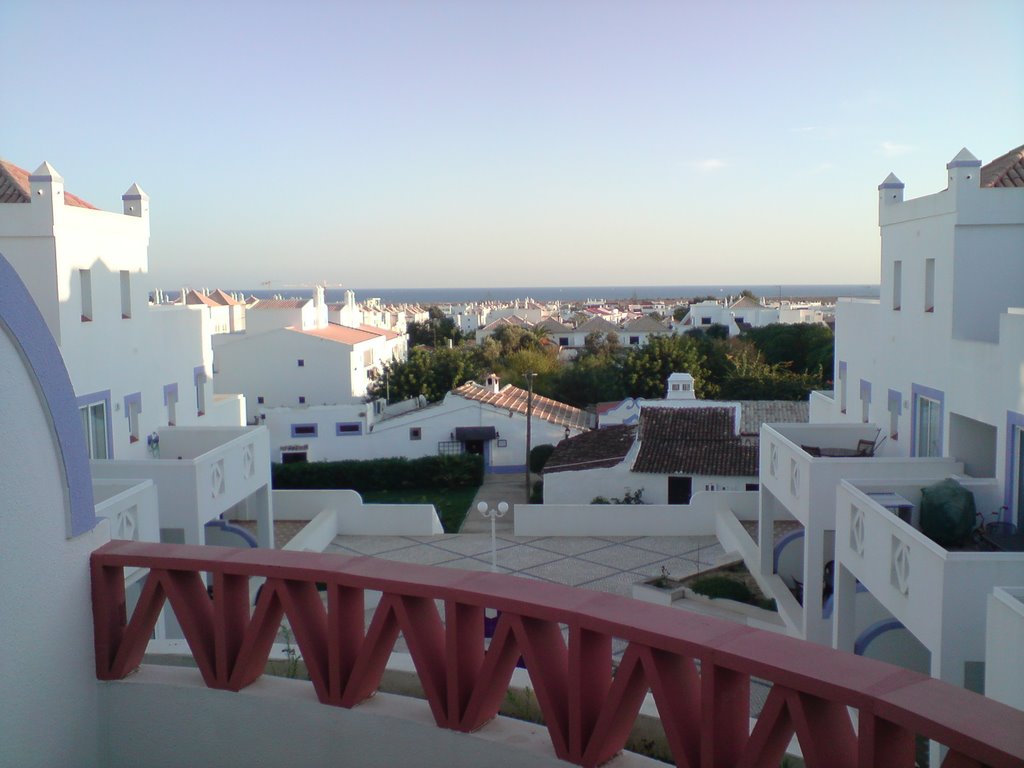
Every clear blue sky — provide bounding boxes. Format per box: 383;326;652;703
3;1;1022;289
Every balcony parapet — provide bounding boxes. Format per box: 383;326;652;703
91;541;1024;768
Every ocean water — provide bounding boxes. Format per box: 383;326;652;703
217;284;879;305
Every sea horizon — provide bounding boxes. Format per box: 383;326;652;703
168;283;880;306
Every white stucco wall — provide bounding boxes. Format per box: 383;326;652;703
0;317;108;767
261;393;579;468
0;170;243;460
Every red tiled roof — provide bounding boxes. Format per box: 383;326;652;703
183;289;220;307
981;143;1024;188
208;289;241;306
289;323;379;345
632;407;757;476
0;159;98;209
544;424;637;473
251;299;310;310
453;382;589;431
358;323;400;340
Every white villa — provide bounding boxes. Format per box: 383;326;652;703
260;374;589;469
679;296;782;336
213;286;406;423
0;158;274;551
717;144;1024;711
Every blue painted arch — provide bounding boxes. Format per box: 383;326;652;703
0;252;98;537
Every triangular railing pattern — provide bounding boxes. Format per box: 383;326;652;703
92;542;1022;767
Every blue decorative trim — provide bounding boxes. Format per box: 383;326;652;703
887;388;902;414
488;464;527;474
946;159;982;169
855;618;906;656
291;423;318;438
76;389;114;459
772;528;804;574
163;382;178;406
335;422;362;436
123;391;142;417
859;379;872;404
877;181;905;189
204;519;259;548
910;383;944;457
1005;411;1024;520
193;365;207;383
822;581;867;619
0;253;99;537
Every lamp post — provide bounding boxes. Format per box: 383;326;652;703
476;500;509;572
524;372;537;499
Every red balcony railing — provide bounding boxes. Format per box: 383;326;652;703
91;541;1024;768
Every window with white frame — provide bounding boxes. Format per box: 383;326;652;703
892;260;902;311
79;401;109;459
165;387;178;426
838;362;848;414
924;258;935;313
914;394;941;457
887;389;901;441
125;394;142;443
80;268;93;322
120;270;132;319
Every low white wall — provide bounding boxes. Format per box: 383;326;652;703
985;587;1024;710
273;489;443;537
515;491;757;537
98;666;591;768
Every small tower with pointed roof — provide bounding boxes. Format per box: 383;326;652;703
946;147;982;201
28;161;64;228
122;182;149;219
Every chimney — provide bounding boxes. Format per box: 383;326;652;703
485;373;501;393
666;372;696;400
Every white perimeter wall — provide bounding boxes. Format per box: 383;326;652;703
516;491;758;537
263;395;576;467
0;319;108;767
98;668;594;768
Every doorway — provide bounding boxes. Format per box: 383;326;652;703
668;476;693;504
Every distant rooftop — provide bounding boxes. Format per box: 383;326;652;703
981;142;1024;188
453;381;589;431
543;424;637;473
633;407;757;476
0;159;97;209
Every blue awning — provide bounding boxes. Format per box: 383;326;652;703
455;426;497;441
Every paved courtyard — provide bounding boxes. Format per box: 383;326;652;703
323;531;733;595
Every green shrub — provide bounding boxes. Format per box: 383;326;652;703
272;454;484;492
530;479;544;504
690;576;754;603
529;444;556;473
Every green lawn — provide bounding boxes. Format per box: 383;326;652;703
360;486;480;533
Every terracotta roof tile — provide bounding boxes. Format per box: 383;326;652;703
289;323;379;345
574;317;619;334
358;323;400;340
544;425;637;473
251;298;310;310
736;400;809;436
208;289;242;306
623;315;670;332
632;407;757;476
453;382;589;431
183;289;219;307
981;143;1024;188
0;159;97;209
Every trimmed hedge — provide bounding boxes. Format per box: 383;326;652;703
272;454;484;492
529;444;556;473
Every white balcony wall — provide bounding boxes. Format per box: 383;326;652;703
93;478;159;585
985;587;1024;710
516;491;757;537
90;426;271;546
835;481;1024;685
274;489;443;537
